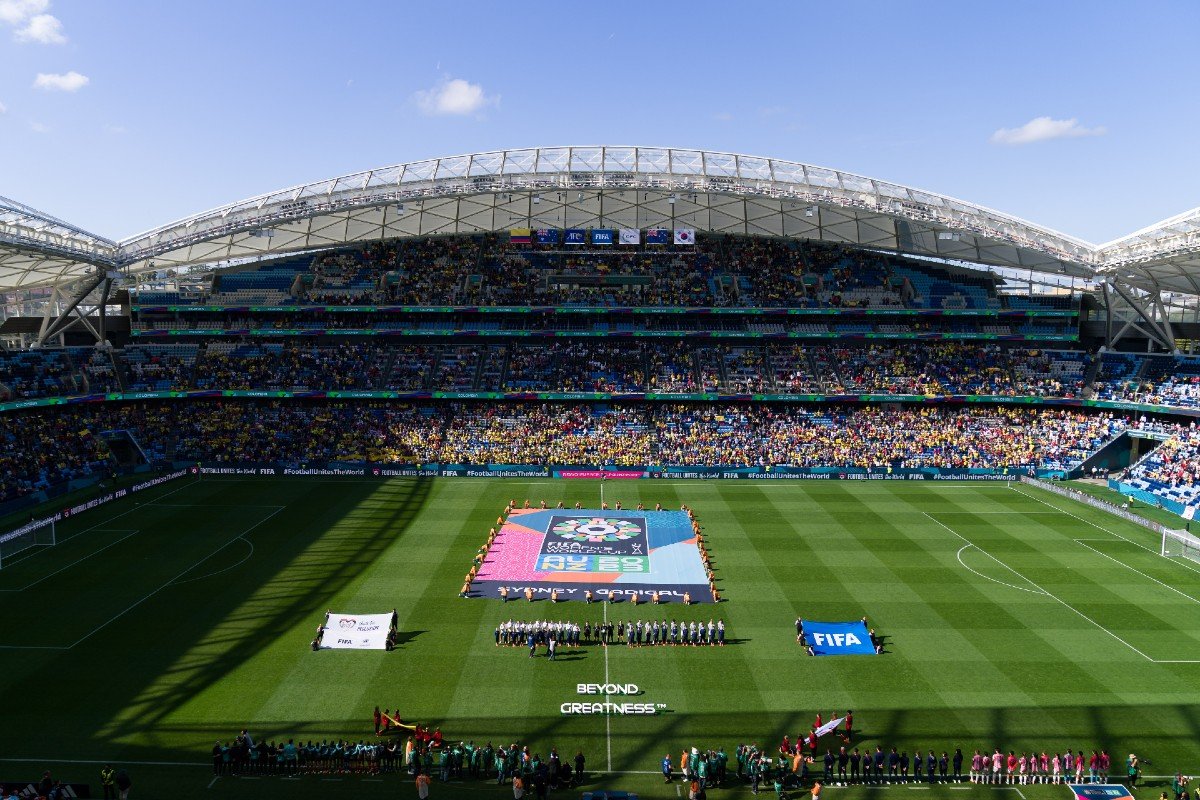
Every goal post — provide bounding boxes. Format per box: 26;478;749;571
0;516;56;570
1161;527;1200;564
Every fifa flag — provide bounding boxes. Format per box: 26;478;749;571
564;229;587;245
802;620;875;655
509;228;532;244
619;228;640;245
1068;786;1135;800
674;228;696;245
323;612;392;650
646;228;669;245
592;229;615;245
535;229;560;245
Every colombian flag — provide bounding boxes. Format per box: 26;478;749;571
509;228;532;244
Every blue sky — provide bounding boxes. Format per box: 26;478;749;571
0;0;1196;243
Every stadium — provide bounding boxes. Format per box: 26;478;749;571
3;142;1200;800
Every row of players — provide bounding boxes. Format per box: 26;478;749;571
493;618;728;647
671;744;1136;796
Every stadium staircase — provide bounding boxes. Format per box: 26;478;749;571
479;344;508;392
466;346;486;391
762;347;778;391
111;350;130;392
1082;357;1102;393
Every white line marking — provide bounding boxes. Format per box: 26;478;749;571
955;544;1046;595
924;512;1044;595
66;506;284;649
0;529;142;593
207;776;219;789
149;504;287;509
932;511;1064;514
1012;485;1200;576
676;784;682;796
1013;788;1027;800
0;643;68;650
171;537;255;586
923;512;1157;662
1073;539;1200;605
1;478;201;569
603;598;611;773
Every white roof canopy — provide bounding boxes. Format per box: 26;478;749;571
1;146;1197;293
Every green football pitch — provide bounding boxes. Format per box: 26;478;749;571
1;476;1198;800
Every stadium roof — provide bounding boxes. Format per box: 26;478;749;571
1;146;1198;294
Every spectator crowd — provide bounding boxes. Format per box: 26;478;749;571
0;400;1142;505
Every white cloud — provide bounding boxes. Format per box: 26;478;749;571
990;116;1106;146
0;0;47;25
713;112;733;122
29;120;49;133
104;123;126;134
0;100;7;114
414;77;497;116
16;12;64;43
33;70;88;92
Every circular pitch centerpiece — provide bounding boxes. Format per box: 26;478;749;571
552;517;642;542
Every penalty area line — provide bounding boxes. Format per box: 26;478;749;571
0;529;144;593
924;512;1043;596
1073;539;1200;606
66;505;285;649
954;544;1046;595
923;512;1157;662
1011;485;1200;577
171;537;256;586
0;479;203;571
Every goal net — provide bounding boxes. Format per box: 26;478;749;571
1161;527;1200;564
0;517;56;569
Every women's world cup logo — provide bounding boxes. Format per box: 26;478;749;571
552;517;642;542
539;515;650;573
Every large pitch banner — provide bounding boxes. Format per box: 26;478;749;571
803;620;876;655
322;612;392;650
470;508;715;602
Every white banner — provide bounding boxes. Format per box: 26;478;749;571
673;228;695;245
815;716;845;737
322;612;392;650
619;228;640;245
